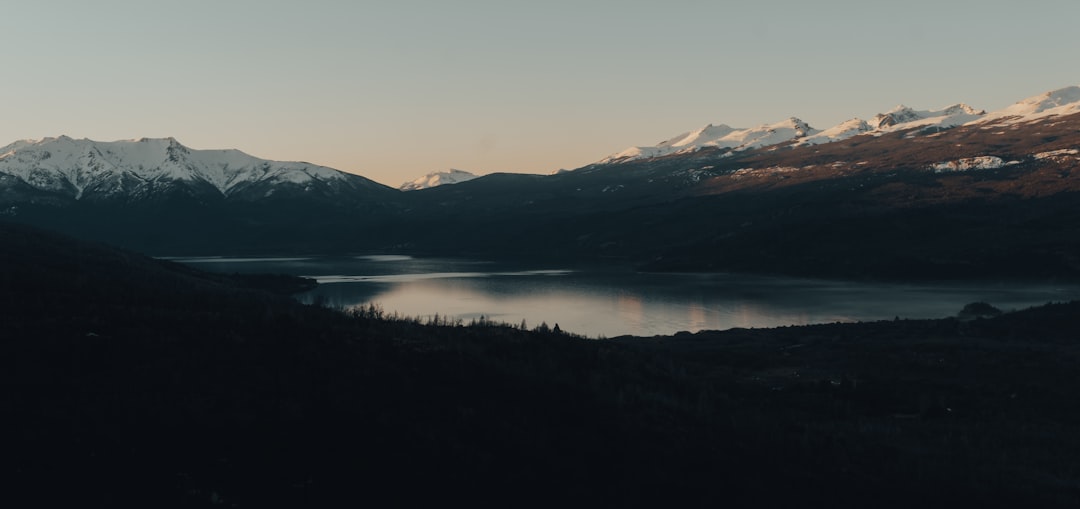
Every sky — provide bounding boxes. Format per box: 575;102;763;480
2;0;1078;186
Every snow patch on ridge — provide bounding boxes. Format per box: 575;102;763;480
730;166;806;179
1033;149;1080;162
929;156;1016;172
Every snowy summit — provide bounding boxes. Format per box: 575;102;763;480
978;86;1080;123
0;136;384;201
598;85;1080;164
600;118;817;163
400;169;478;191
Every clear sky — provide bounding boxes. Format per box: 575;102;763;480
2;0;1078;186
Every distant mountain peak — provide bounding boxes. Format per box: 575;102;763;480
794;118;872;147
1037;85;1080;104
599;116;819;163
400;169;479;191
979;85;1080;123
780;117;813;136
872;106;922;128
943;103;985;115
0;136;388;202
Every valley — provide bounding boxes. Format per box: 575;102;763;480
4;221;1080;507
2;84;1079;506
9;4;1080;507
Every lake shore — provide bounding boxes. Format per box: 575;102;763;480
167;254;1080;338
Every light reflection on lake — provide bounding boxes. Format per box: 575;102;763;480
169;255;1080;338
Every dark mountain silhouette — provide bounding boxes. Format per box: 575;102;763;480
393;110;1080;279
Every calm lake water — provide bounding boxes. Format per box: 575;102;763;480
173;255;1080;338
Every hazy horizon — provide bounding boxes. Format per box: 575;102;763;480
3;0;1078;186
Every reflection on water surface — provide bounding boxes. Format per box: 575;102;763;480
169;255;1080;337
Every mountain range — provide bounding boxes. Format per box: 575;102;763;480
598;86;1080;163
3;85;1080;279
0;135;392;203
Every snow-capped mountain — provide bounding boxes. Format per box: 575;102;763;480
870;103;985;131
794;118;873;146
794;104;986;146
400;169;479;191
978;86;1080;124
0;136;391;202
600;101;990;162
600;118;816;163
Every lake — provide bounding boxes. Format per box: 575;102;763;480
172;255;1080;337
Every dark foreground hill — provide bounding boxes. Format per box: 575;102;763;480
3;221;1080;507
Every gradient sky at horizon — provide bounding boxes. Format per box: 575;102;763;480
3;0;1078;186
